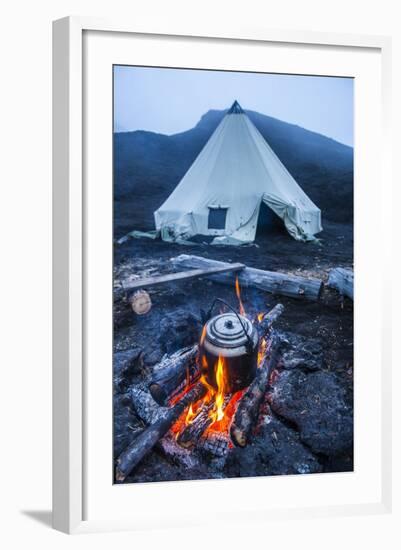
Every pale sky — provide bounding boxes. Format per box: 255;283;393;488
114;65;354;147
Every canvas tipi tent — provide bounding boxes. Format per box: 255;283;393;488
154;101;322;244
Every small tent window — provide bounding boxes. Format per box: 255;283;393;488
208;207;228;230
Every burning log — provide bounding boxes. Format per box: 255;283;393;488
230;335;282;447
116;382;207;481
148;345;200;406
171;254;323;301
328;267;354;300
257;303;285;337
177;395;231;449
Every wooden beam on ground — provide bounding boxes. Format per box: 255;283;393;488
328;267;354;300
123;262;245;291
171;254;323;302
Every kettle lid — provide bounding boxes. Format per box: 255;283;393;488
205;313;253;349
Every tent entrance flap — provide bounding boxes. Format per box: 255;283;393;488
256;201;283;233
208;207;228;230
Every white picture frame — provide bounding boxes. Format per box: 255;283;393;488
52;16;392;534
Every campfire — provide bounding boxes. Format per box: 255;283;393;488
170;296;270;449
116;278;284;481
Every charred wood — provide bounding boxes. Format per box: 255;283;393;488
230;336;282;447
131;385;166;425
148;345;200;406
177;395;232;449
176;401;214;449
157;433;203;470
116;382;206;481
198;431;231;458
171;254;323;301
130;385;201;471
257;303;285;337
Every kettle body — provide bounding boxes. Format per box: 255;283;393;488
199;312;259;393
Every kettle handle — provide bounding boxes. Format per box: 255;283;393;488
204;298;254;353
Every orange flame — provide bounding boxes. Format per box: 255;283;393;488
209;356;226;423
235;276;246;317
185;403;197;424
257;312;264;323
257;336;267;367
210;388;244;433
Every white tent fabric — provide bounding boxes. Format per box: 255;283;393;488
154;102;322;244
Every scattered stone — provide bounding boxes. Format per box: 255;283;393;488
267;369;353;456
279;331;324;371
114;347;143;391
113;393;143;457
113;299;133;329
143;348;163;366
224;415;322;477
125;449;209;484
322;453;354;473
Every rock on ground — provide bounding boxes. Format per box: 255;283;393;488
224;414;322;477
267;369;353;457
113;392;143;458
278;331;324;372
114;347;143;392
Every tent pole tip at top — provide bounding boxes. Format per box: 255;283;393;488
228;100;244;114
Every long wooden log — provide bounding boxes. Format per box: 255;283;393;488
116;382;207;481
123;263;245;291
148;345;200;406
230;335;282;447
171;255;323;301
177;395;231;449
257;303;285;337
328;267;354;300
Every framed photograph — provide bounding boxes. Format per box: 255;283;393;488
53;17;392;533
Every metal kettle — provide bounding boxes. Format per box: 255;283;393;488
199;303;258;393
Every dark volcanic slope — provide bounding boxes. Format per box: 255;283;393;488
114;109;353;236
